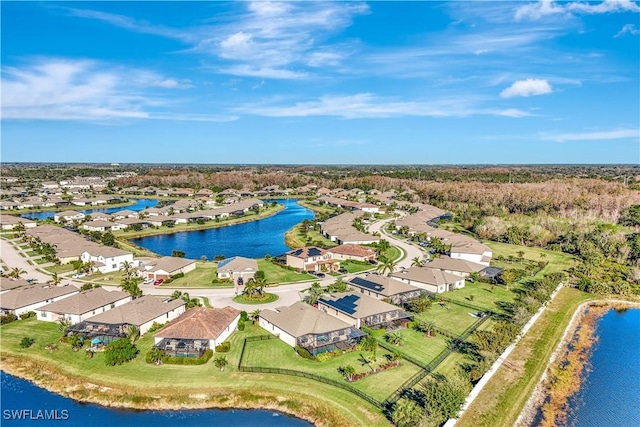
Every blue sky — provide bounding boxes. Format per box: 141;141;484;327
1;1;639;164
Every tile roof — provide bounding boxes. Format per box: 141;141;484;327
85;295;185;327
260;301;354;337
155;306;240;340
38;287;130;315
0;284;79;309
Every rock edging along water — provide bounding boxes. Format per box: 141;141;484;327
516;300;640;427
0;353;379;427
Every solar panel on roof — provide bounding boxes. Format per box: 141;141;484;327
350;277;384;292
217;257;236;269
323;294;360;315
307;247;323;256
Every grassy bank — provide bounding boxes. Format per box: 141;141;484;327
0;320;387;427
456;287;597;427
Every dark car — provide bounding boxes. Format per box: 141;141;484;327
237;277;244;286
338;268;348;274
368;259;378;265
315;272;326;278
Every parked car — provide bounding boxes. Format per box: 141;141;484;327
26;278;37;283
153;279;164;286
72;273;86;279
315;272;326;278
237;277;244;286
338;268;348;274
368;260;378;265
143;278;154;284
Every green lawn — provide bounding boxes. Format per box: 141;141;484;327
285;223;338;249
379;327;450;366
485;241;576;277
0;321;388;426
341;260;375;274
257;259;316;283
161;262;223;288
414;302;482;336
241;333;422;402
444;282;522;313
457;287;597;427
45;264;76;274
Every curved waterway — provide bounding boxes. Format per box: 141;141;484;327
21;199;159;221
131;199;314;259
0;372;312;427
565;307;640;427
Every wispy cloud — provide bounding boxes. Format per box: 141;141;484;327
515;0;640;21
500;78;553;98
615;23;640;37
1;57;235;122
542;128;640;141
234;93;531;119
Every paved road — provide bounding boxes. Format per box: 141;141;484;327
0;238;52;283
368;218;426;270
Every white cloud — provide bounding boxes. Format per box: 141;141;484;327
615;23;640;37
542;128;640;141
218;65;308;80
1;57;231;122
234;93;531;119
500;78;553;98
515;0;640;21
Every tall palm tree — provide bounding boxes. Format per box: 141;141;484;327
411;256;422;267
250;309;261;324
119;261;135;281
376;256;397;276
48;272;62;286
304;282;325;305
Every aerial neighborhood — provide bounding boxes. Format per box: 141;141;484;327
1;165;582;427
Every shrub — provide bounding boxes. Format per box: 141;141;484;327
147;321;166;334
85;349;94;359
44;343;58;352
19;311;36;320
20;337;35;348
104;338;139;366
145;348;165;365
171;272;184;280
215;341;231;352
361;326;385;336
237;318;245;331
1;314;18;325
240;311;249;321
294;346;315;360
162;350;213;365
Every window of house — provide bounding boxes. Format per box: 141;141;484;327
40;312;46;318
111;303;115;309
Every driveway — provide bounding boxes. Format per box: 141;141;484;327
368;218;426;270
0;238;51;283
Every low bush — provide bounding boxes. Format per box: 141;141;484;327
237;318;245;331
162;350;213;365
19;311;36;320
294;346;316;361
215;342;231;352
20;337;35;348
361;326;386;336
171;272;184;280
1;314;18;325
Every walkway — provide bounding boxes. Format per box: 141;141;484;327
368;218;426;270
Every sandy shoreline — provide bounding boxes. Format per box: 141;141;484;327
516;299;640;427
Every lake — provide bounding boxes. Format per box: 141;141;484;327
566;307;640;427
22;199;159;221
131;199;314;259
0;371;312;427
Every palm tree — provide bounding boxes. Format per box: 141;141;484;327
304;282;325;305
47;272;62;286
376;256;397;276
411;256;422;267
8;267;26;279
126;325;140;344
361;335;378;362
214;355;228;372
391;398;424;427
376;239;390;256
338;365;356;381
120;276;143;298
119;261;136;281
250;309;261;324
242;280;259;299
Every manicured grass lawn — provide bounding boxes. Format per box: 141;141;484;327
87;270;125;285
241;333;422;402
444;282;522;313
45;264;76;274
162;262;222;288
257;259;316;283
415;302;482;336
0;321;388;426
341;260;375;274
380;327;450;366
457;287;596;427
233;292;279;304
285;223;338;249
485;241;576;277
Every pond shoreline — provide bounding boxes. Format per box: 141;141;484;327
517;299;640;427
0;354;342;427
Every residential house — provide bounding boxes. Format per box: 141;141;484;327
0;279;28;294
139;257;197;281
390;266;465;293
154;306;241;357
327;244;377;262
216;257;258;284
448;236;493;266
68;295;186;341
348;274;424;305
318;292;412;330
0;215;37;230
259;301;366;355
54;210;85;223
81;247;134;274
111;209;137;219
82;220;124;232
321;212;380;245
422;256;485;278
36;287;131;324
285;246;339;273
0;284;79;317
